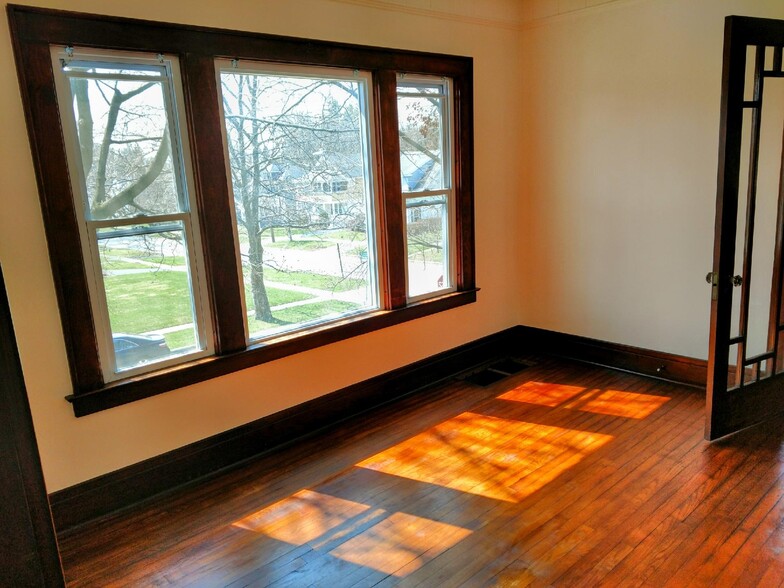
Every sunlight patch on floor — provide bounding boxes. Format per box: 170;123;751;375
357;412;613;502
574;389;670;419
329;512;472;577
232;489;371;544
499;381;586;407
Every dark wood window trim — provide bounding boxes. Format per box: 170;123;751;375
7;5;476;416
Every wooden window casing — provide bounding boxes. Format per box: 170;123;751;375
8;5;476;416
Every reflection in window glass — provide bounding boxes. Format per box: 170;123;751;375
220;67;378;341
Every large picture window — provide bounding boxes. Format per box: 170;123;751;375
219;64;380;341
9;6;475;415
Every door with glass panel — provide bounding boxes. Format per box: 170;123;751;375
707;16;784;439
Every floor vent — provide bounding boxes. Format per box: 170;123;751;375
464;358;533;387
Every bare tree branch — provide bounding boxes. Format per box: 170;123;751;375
91;129;171;219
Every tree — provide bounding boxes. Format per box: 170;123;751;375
220;72;368;323
71;77;175;221
71;68;444;327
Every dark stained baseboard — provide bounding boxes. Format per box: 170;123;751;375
50;324;707;535
49;327;522;534
513;326;707;389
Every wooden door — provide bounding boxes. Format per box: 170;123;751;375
707;16;784;439
0;264;64;586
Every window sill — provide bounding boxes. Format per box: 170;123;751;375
66;289;477;416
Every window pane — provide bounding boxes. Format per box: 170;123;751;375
96;223;202;372
67;65;184;220
406;196;450;298
220;69;378;341
398;95;445;192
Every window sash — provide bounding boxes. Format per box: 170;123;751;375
216;60;383;344
51;47;214;380
398;76;456;301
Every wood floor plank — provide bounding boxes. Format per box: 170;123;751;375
57;357;784;587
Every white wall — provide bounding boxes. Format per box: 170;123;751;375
0;0;523;491
6;0;784;492
519;0;784;359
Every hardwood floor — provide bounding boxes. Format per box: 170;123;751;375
58;356;784;586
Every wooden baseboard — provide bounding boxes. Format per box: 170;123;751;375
513;326;707;389
49;327;522;534
50;324;707;534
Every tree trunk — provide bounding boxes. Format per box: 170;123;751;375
248;230;274;322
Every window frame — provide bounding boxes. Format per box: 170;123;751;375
215;60;383;344
50;46;216;381
8;4;476;416
397;74;458;302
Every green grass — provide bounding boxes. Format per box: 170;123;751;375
263;267;364;292
104;270;313;336
100;256;149;271
347;245;367;257
407;243;444;264
323;229;366;242
164;328;197;351
105;271;195;335
243;280;314;311
103;264;367;352
101;247;187;267
247;299;362;335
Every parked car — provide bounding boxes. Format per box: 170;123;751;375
113;333;171;370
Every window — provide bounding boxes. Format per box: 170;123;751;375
219;63;379;341
398;77;455;299
9;6;475;415
51;48;213;381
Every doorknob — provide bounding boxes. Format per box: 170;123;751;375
706;272;742;300
705;272;743;286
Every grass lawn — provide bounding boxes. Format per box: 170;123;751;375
102;265;368;351
247;299;362;336
164;328;198;351
263;267;364;293
407;243;444;264
101;247;187;267
99;256;149;271
105;270;312;338
323;229;366;242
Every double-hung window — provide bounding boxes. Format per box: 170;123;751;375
52;48;213;380
398;76;455;300
218;63;380;342
9;6;475;415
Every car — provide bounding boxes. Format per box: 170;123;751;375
113;333;171;370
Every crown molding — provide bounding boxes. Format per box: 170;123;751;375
327;0;523;31
520;0;644;31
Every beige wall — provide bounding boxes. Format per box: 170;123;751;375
519;0;784;359
0;0;523;490
5;0;784;492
